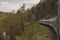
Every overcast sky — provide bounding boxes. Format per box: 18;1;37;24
0;0;40;12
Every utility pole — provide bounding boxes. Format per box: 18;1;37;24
57;0;60;40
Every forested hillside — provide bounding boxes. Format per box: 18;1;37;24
26;0;58;20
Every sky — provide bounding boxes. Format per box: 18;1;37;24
0;0;40;12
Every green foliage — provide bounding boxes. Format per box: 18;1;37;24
0;14;56;40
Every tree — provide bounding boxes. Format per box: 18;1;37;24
17;4;26;14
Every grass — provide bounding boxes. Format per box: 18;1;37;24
15;22;56;40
